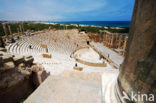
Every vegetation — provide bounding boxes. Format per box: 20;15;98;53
0;22;129;36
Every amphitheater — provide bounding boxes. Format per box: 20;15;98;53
1;1;156;102
7;29;122;74
5;29;123;103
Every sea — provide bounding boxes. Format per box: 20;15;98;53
46;21;131;28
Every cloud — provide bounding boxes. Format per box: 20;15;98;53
0;0;134;21
0;7;63;21
0;0;106;20
35;0;106;14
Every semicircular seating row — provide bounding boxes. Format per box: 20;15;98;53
7;30;90;73
9;31;88;55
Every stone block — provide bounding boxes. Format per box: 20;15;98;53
13;55;24;66
73;66;83;71
0;47;7;52
32;70;49;87
30;65;42;72
24;56;34;66
2;61;15;70
18;69;31;75
40;44;47;48
0;51;5;56
32;71;42;87
42;54;51;58
0;66;34;103
39;70;50;81
18;63;25;68
2;55;13;63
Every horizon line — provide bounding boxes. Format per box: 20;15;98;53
0;20;131;22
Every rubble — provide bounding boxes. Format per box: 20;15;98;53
24;56;34;66
0;47;50;103
13;55;24;65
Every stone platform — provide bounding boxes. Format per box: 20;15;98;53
24;70;102;103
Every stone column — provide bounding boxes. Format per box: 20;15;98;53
17;28;20;34
2;23;8;36
8;25;12;35
105;34;107;46
99;32;103;42
122;37;127;57
111;34;114;48
66;25;67;30
117;0;156;103
22;23;24;32
118;35;122;49
19;24;23;33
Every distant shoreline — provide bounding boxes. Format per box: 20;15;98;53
39;22;129;29
0;21;129;36
0;21;130;28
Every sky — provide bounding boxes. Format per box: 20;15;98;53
0;0;135;21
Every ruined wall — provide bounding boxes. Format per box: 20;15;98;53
118;0;156;103
0;48;50;103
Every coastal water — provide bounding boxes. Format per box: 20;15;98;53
47;21;131;28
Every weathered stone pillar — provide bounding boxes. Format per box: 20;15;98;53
17;28;20;34
122;38;127;57
118;35;122;49
8;25;12;35
111;34;114;48
22;23;24;32
19;24;23;33
99;32;103;42
117;0;156;103
2;23;8;36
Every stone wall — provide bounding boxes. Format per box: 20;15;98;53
0;47;50;103
118;0;156;103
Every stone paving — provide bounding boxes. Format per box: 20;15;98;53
24;70;102;103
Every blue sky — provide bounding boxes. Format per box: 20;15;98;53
0;0;135;21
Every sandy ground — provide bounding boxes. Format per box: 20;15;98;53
74;47;104;63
